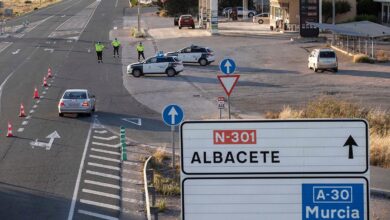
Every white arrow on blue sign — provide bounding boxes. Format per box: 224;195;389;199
219;58;236;75
162;104;184;126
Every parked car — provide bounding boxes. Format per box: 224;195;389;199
127;55;184;77
178;15;195;29
58;89;95;117
165;45;215;66
228;7;257;18
308;49;338;72
252;13;269;24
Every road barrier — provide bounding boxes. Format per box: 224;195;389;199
120;126;127;161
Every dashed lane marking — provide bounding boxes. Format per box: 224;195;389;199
22;121;28;125
84;180;120;190
92;142;121;148
78;209;118;220
91;148;120;155
94;130;108;134
29;110;35;114
87;162;120;171
93;135;118;141
33;105;38;109
42;91;47;95
82;188;120;199
86;170;120;180
79;199;120;211
17;128;24;132
89;155;120;163
45;87;49;90
26;115;32;119
37;100;41;103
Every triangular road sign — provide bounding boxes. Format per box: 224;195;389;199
217;74;240;96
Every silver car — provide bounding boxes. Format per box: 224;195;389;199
58;89;96;117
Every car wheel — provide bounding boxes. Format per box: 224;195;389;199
179;26;182;29
166;68;176;77
132;69;142;77
333;68;338;73
199;58;208;66
248;13;254;18
192;25;195;29
314;67;318;72
258;19;264;24
59;113;64;117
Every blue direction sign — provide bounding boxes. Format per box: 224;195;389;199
162;104;184;126
219;58;236;74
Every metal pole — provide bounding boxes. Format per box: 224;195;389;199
371;38;374;58
228;96;231;119
319;0;322;24
365;39;368;55
332;0;335;44
137;1;141;32
219;108;222;119
261;0;264;14
171;125;175;169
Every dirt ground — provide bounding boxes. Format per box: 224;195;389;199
2;0;61;16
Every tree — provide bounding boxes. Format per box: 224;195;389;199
322;0;351;23
164;0;198;16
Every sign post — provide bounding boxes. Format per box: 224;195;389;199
217;97;225;119
180;120;369;219
162;104;184;169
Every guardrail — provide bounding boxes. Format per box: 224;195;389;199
143;156;153;220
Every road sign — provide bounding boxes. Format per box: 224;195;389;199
217;75;240;97
219;58;236;74
180;120;369;220
217;97;225;109
182;177;368;220
181;120;368;174
162;104;184;126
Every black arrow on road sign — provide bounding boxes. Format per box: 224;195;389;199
343;135;358;159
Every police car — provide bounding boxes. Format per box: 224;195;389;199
165;45;215;66
127;53;184;77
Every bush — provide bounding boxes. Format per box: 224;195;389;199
131;27;146;38
353;54;373;63
355;14;378;22
153;173;180;196
157;199;167;212
159;10;168;17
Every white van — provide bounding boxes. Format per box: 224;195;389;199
308;49;338;72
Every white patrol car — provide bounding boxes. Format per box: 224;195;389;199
165;45;215;66
127;55;184;77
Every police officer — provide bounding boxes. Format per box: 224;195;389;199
136;42;145;61
112;38;121;58
95;41;105;63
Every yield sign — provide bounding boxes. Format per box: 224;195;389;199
217;75;240;96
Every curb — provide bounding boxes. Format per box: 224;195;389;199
371;188;390;199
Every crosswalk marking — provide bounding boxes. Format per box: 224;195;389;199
82;188;120;199
91;148;120;155
78;209;118;220
88;162;120;171
93;135;118;141
92;142;121;148
122;187;138;193
86;170;120;180
90;154;120;163
79;199;120;211
123;161;140;166
94;130;108;134
84;180;120;189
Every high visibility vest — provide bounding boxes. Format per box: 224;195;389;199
95;44;104;52
136;45;144;52
112;40;121;47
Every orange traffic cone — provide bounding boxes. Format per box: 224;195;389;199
47;67;52;78
33;87;40;99
6;122;13;137
19;103;26;117
43;76;48;87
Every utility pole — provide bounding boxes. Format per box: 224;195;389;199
319;0;322;24
332;0;335;44
137;0;141;32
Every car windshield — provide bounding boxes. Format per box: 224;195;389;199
319;51;336;58
63;91;87;99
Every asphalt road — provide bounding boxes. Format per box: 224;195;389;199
0;0;166;219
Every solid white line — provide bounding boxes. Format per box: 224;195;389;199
82;188;120;199
78;209;118;220
88;162;120;171
22;121;28;125
84;180;120;189
93;135;118;141
92;142;120;148
90;155;120;163
94;130;107;134
17;128;24;132
86;170;119;180
0;42;12;54
91;148;120;155
79;199;120;211
67;127;92;220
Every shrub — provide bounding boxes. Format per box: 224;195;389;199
353;54;373;63
153;173;180;196
157;199;167;212
131;27;146;38
159;10;168;17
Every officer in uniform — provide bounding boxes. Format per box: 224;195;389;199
112;38;121;58
136;42;145;61
95;41;105;63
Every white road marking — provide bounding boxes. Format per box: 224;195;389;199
90;155;120;163
40;96;44;99
91;148;120;155
84;180;120;189
92;118;105;129
88;162;120;171
121;118;142;126
94;130;107;134
29;110;35;114
92;142;121;148
86;170;119;180
123;198;144;205
33;105;38;109
82;188;120;199
17;128;24;132
12;49;21;55
79;199;120;211
42;91;47;94
93;135;118;141
123;161;140;166
122;178;143;185
44;48;54;53
122;187;138;193
67;127;92;220
115;0;118;8
78;209;118;220
45;86;50;90
36;100;41;103
0;42;12;54
26;115;32;119
22;121;28;125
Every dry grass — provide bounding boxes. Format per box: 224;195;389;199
353;54;373;63
157;198;167;212
3;0;60;16
153;172;180;196
265;96;390;168
153;147;169;165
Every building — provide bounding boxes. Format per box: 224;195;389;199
375;0;390;25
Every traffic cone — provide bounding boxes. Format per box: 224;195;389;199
33;87;40;99
47;67;52;78
6;122;13;137
19;103;26;117
43;76;48;87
